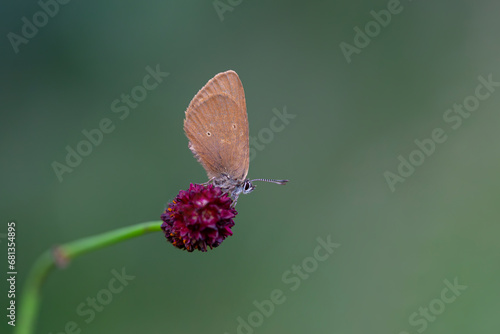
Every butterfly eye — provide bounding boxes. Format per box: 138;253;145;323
242;181;254;194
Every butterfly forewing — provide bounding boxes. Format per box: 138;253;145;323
184;70;250;182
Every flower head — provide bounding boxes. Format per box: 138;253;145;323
161;183;237;252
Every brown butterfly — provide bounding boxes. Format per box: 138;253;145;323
183;70;288;205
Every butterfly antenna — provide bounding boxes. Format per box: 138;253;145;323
250;178;289;185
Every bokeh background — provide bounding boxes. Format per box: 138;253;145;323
1;1;499;333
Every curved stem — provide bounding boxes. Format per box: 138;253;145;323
14;221;163;334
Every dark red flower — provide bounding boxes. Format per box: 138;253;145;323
161;183;238;252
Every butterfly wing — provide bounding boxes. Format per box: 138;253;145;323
184;70;250;182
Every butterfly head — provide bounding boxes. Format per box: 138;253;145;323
225;179;253;207
228;179;254;198
228;178;288;206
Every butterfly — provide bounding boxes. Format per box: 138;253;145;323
183;70;288;206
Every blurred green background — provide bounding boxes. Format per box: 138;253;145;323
1;0;499;333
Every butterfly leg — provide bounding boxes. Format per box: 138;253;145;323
230;192;240;208
201;177;216;186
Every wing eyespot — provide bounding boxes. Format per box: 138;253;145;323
206;131;211;136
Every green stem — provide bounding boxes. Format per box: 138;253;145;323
14;221;163;334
